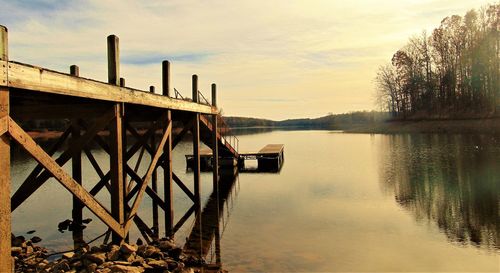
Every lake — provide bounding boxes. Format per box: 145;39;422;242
11;130;500;272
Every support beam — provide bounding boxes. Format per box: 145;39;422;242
0;25;11;273
192;75;201;208
8;118;124;237
211;83;219;191
70;66;84;248
109;103;125;243
162;61;173;237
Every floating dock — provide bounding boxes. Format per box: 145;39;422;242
186;144;284;172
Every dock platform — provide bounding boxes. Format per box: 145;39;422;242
186;144;284;172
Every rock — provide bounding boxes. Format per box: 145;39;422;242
106;248;120;261
85;252;106;265
169;247;183;259
25;245;34;254
87;262;98;272
135;238;143;246
11;247;22;255
120;243;137;254
12;236;26;247
26;230;36;234
147;259;168;269
142;246;160;258
109;265;145;273
30;236;42;243
158;240;176;251
63;251;75;259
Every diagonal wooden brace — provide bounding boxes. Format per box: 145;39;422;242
123;121;171;234
8;118;124;237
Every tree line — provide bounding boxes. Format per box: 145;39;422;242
375;3;499;119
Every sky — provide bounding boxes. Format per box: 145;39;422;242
0;0;494;120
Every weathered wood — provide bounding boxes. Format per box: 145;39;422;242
0;83;11;273
70;66;84;247
120;78;125;87
109;103;125;243
172;173;196;202
124;122;171;234
151;120;159;239
107;35;120;86
8;118;124;237
7;62;216;114
172;117;195;148
0;25;7;61
11;109;115;212
0;116;8;136
192;75;201;208
71;123;84;247
162;62;173;236
211;84;219;191
173;205;195;234
162;61;170;97
149;86;155;93
84;148;105;179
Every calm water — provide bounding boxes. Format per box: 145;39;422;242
11;130;500;272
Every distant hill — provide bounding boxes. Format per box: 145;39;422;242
225;111;391;129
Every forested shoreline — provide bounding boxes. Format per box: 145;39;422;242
375;3;499;118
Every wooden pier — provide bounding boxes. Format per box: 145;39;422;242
186;144;285;172
0;25;243;272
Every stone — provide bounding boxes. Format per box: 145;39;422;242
85;252;106;265
147;259;168;269
87;262;98;272
106;248;120;261
142;246;160;258
25;246;34;254
120;243;137;254
109;265;145;273
158;240;176;251
63;251;75;259
11;247;22;255
30;236;42;243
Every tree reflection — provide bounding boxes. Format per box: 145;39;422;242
379;134;499;250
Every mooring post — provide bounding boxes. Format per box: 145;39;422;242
211;84;219;191
162;60;174;237
119;78;125;87
0;25;12;273
149;85;159;239
107;35;125;243
192;75;201;208
70;65;84;248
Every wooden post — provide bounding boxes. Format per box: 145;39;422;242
70;65;84;248
108;35;124;243
120;78;125;87
149;85;158;239
162;61;174;237
211;84;219;191
0;25;11;273
107;35;120;86
192;75;201;207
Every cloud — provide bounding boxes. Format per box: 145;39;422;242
0;0;493;119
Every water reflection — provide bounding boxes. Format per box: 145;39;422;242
183;168;240;271
379;134;499;250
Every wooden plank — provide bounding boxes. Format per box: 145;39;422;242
124;122;171;233
8;118;124;237
0;61;6;86
10;109;115;212
151;120;159;239
258;144;284;154
7;62;216;114
109;103;125;243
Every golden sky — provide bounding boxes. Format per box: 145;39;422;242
1;0;494;119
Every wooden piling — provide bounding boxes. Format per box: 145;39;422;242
0;25;11;273
162;61;174;237
149;85;159;239
108;35;125;243
70;65;84;248
120;78;126;87
211;84;219;191
192;75;201;207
